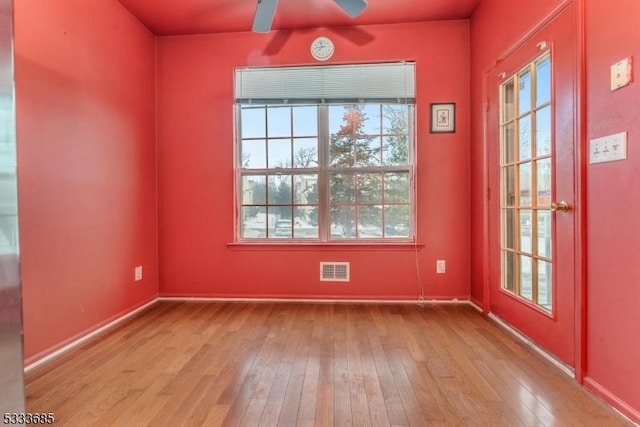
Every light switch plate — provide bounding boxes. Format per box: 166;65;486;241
610;57;632;91
590;132;627;164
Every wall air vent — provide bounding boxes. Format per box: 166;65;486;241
320;262;350;282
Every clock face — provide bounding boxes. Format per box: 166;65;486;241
310;37;334;61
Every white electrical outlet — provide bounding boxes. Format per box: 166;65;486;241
436;260;446;274
590;132;627;164
134;266;143;281
610;57;632;91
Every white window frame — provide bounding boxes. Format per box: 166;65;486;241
234;63;416;243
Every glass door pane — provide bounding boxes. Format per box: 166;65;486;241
499;52;553;313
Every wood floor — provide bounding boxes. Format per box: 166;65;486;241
26;301;631;426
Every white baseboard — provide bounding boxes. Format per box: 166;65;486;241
158;296;472;305
24;298;158;373
488;312;575;378
467;299;484;312
584;376;640;426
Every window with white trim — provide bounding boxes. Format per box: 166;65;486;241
235;63;415;242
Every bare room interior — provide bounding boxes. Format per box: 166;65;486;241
1;0;639;425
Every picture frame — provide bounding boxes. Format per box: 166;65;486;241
430;103;456;133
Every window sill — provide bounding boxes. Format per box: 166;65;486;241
227;241;425;251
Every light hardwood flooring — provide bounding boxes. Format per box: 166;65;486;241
26;301;632;426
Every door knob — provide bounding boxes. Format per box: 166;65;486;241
550;201;570;212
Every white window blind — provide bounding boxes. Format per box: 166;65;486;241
234;62;416;104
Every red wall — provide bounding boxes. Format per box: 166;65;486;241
14;0;158;364
157;21;471;300
584;0;640;419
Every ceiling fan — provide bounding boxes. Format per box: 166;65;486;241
252;0;368;32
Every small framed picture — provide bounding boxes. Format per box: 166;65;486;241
430;103;456;133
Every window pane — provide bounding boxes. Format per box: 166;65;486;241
520;255;533;301
241;107;266;138
503;166;515;206
357;173;382;203
293;207;318;238
385;205;410;237
519;163;532;206
355;137;382;166
268;175;292;204
518;70;532;114
294;174;318;204
383;135;409;166
242;206;267;239
267;107;291;137
538;260;552;310
503;122;515;164
503;208;515;250
358;205;382;238
536;158;551;207
360;104;382;134
520;209;532;254
331;206;355;239
269;207;293;239
293;106;318;136
535;106;552;157
384;172;410;203
241;175;266;205
519;114;532;160
382;105;409;166
330;173;355;203
536;56;551;106
329;105;349;135
383;105;408;133
329;136;354;167
537;210;552;258
503;251;516;291
268;138;291;168
267;212;279;232
329;105;367;167
502;79;515;121
293;138;318;167
329;105;363;136
242;140;266;169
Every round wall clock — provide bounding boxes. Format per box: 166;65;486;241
310;36;335;61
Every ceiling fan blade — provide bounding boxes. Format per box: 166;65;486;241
252;0;279;33
333;0;367;18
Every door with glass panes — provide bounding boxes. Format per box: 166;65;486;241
487;6;577;366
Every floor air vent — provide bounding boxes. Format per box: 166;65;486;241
320;262;350;282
